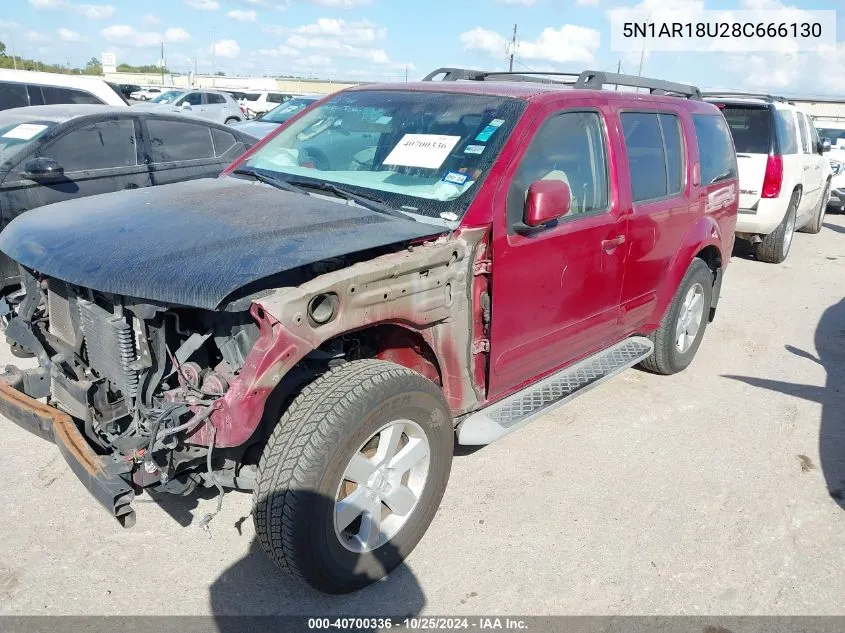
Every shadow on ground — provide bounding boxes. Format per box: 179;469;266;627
723;297;845;507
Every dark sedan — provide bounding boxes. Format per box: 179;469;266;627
0;105;258;289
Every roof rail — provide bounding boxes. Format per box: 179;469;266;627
422;67;579;85
701;91;789;103
423;67;701;99
575;71;701;99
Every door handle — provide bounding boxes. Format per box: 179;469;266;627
601;235;626;251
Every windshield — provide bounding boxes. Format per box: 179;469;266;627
816;127;845;147
241;89;525;220
151;91;185;104
721;105;772;154
262;97;318;124
0;120;56;169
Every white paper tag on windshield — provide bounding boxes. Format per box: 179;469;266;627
383;134;461;170
2;123;48;140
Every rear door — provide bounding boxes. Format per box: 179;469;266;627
718;103;773;210
143;117;234;185
203;92;227;123
1;116;148;215
798;111;825;216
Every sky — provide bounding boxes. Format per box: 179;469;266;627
1;0;843;95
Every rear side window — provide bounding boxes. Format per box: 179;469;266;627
775;110;799;155
721;106;772;154
211;128;238;157
41;86;103;105
692;114;738;185
44;119;138;171
147;119;215;162
797;112;810;153
621;112;684;202
207;93;226;105
0;82;30;110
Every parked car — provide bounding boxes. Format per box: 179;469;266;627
135;89;244;125
117;84;141;100
232;95;320;138
0;104;257;290
238;90;292;118
129;87;163;101
816;119;845;212
0;69;128;111
704;93;832;263
0;68;737;594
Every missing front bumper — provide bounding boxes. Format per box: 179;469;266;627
0;383;136;527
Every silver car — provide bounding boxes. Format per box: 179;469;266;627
134;89;244;125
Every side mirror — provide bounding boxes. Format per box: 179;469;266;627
819;138;832;154
516;180;571;233
254;112;264;120
21;157;64;182
181;102;192;111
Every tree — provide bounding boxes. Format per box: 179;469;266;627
85;57;102;75
0;41;6;57
215;71;225;76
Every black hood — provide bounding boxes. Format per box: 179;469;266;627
0;177;443;309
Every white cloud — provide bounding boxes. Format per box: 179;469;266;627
227;9;256;21
185;0;219;9
256;44;300;57
28;0;64;7
24;30;49;42
212;38;240;58
140;13;160;25
292;18;385;43
292;54;333;67
164;27;191;42
57;28;87;41
575;0;598;5
101;24;191;47
495;0;536;4
263;17;393;66
0;20;20;29
461;24;601;64
311;0;371;6
75;3;114;18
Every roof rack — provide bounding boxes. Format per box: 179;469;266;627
422;67;579;85
701;91;790;103
423;67;701;99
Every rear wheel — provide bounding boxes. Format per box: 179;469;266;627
640;258;714;375
755;190;798;263
253;359;453;593
224;117;239;125
799;182;830;234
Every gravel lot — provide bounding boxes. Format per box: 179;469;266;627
1;214;844;617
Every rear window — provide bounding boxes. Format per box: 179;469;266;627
721;106;772;154
41;86;104;106
774;109;799;155
207;93;226;105
147;119;215;162
692;113;738;185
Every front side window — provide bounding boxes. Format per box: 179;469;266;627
151;91;183;104
692;113;738;185
147;119;214;162
0;82;30;111
797;112;810;153
242;90;526;220
775;109;799;154
41;86;103;106
43;119;138;171
177;92;203;107
507;111;608;229
816;127;845;147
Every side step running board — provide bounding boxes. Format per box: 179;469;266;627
456;337;654;445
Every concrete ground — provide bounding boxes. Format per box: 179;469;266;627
1;214;844;617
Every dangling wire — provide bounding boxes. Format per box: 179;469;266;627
198;420;224;534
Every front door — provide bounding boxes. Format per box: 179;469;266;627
487;105;628;400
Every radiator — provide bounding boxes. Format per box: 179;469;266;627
77;298;138;398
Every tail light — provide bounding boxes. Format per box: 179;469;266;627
761;154;783;199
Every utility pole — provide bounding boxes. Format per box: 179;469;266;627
211;30;216;87
615;59;621;90
10;33;17;70
508;24;518;72
405;65;408;82
160;42;165;86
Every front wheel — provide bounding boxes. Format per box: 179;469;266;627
253;359;454;593
224;117;239;125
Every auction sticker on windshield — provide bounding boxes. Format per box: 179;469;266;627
2;124;49;140
383;134;461;169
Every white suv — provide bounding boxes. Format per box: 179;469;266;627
704;93;832;263
238;91;292;118
812;118;845;213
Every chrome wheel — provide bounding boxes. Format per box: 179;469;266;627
334;419;430;553
675;283;705;353
783;206;796;255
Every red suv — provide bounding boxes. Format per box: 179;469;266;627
0;68;738;593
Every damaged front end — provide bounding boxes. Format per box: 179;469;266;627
2;267;263;525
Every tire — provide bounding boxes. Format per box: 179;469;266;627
640;258;714;375
224;117;239;125
754;190;798;263
253;359;454;593
798;182;830;235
